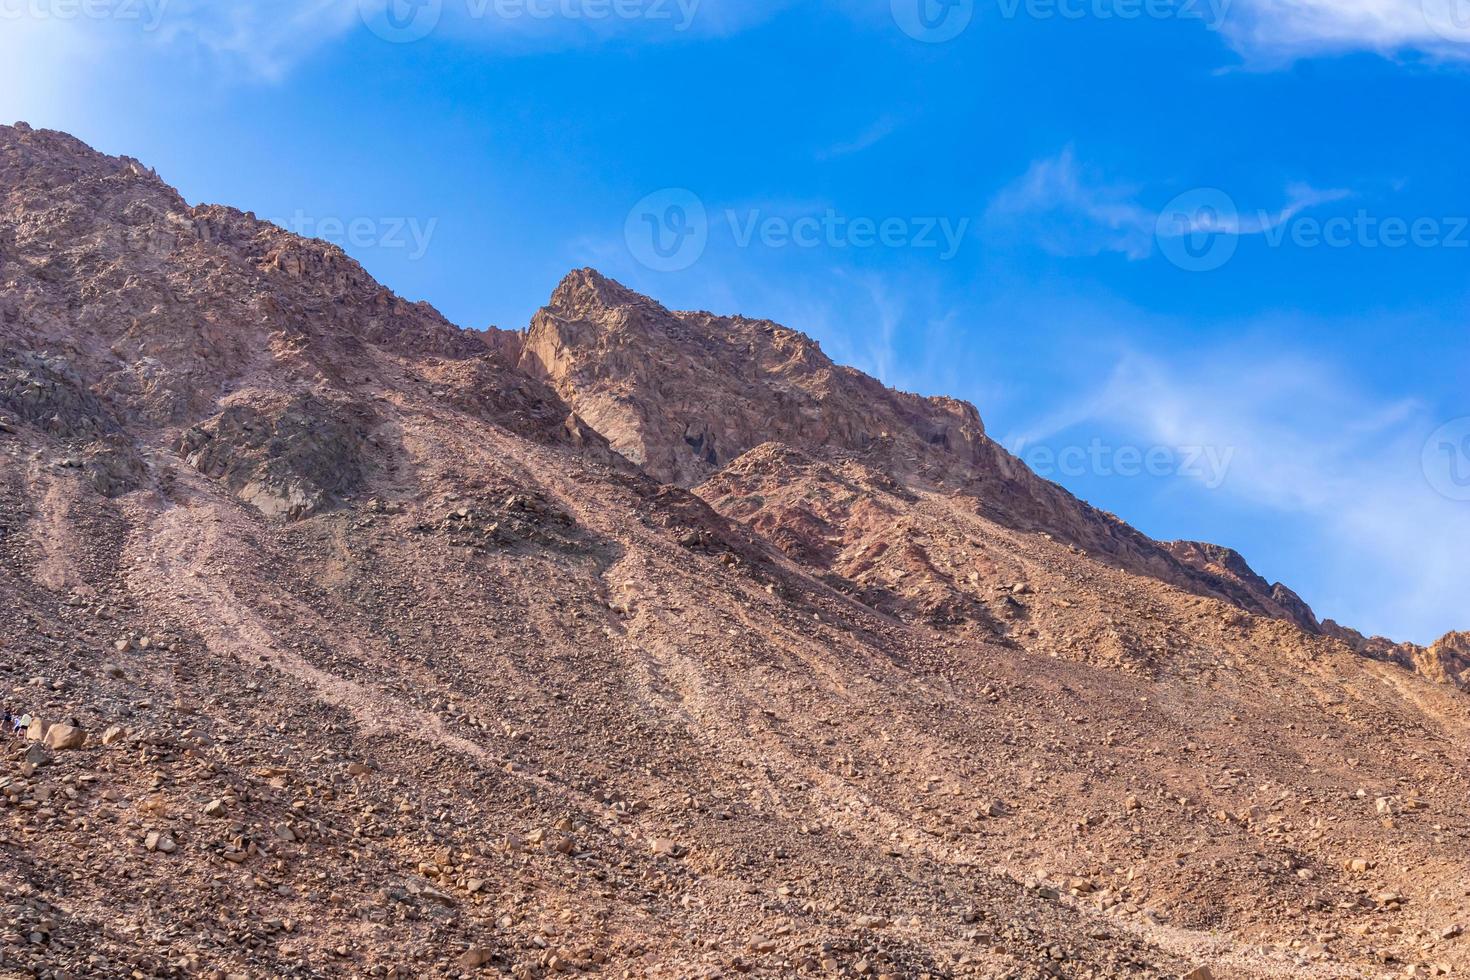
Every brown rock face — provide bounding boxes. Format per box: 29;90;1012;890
2;125;1468;979
523;268;1326;636
520;267;992;488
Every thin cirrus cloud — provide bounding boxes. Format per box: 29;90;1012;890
2;0;799;109
986;147;1349;260
1220;0;1470;62
1006;342;1467;645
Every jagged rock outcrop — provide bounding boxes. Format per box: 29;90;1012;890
521;268;1328;637
1324;621;1470;689
175;393;376;519
1165;540;1321;633
520;268;992;488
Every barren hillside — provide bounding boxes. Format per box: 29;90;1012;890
1;123;1467;980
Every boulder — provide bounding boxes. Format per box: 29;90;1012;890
43;724;86;751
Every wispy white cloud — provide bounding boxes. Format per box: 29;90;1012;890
1221;0;1470;63
816;115;901;161
988;147;1349;260
989;147;1158;259
152;0;362;81
0;0;799;130
1011;340;1470;645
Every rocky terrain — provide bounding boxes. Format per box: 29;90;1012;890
0;122;1468;980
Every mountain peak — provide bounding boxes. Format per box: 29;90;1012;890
547;267;666;318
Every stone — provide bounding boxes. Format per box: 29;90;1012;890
144;832;176;854
25;718;49;742
1183;969;1216;980
651;838;685;858
100;725;126;746
43;724;86;751
458;948;492;969
203;799;227;818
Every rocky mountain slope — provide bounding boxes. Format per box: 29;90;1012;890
1;122;1469;980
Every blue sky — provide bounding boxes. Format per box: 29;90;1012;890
5;0;1468;643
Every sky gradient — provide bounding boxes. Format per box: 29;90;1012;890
5;0;1468;643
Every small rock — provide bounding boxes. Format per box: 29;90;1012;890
651;838;685;859
458;948;492;969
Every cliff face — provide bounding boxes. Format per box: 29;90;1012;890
519;267;992;489
2;125;1468;980
521;268;1327;637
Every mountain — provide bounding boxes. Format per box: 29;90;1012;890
2;122;1469;979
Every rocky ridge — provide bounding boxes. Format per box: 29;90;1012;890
0;123;1467;980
